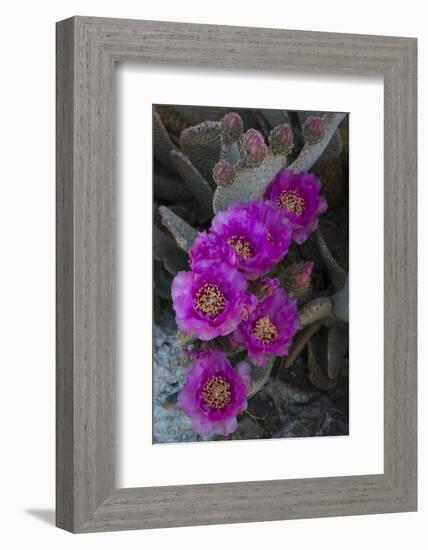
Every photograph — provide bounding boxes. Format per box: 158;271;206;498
153;104;349;443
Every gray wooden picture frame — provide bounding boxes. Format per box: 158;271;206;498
56;16;417;533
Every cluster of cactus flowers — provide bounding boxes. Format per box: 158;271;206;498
154;106;349;439
173;169;327;435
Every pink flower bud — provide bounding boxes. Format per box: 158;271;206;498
242;129;267;166
294;261;314;287
221;112;243;142
249;277;280;302
303;115;325;144
269;123;294;154
213;160;236;186
282;261;314;304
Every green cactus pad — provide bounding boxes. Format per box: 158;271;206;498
156;105;228;136
327;323;348;379
247;357;276;399
314;228;347;292
280;321;323;369
178;105;228;126
168;205;196;227
153;108;177;170
220;141;241;165
298;298;332;327
153;225;188;275
180;121;222;185
169;149;213;222
155;105;189;137
318;129;343;163
153;172;192;201
308;340;336;391
159;205;197;253
259;109;290;129
213;153;287;213
331;277;349;323
288;113;346;173
154;260;173;300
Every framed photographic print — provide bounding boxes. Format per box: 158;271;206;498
56;17;417;532
150;103;350;447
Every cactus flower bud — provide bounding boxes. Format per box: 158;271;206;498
294;261;314;288
213;160;236;186
221;112;243;142
269;123;294;154
249;277;280;302
303;115;325;144
283;261;314;305
242;129;267;166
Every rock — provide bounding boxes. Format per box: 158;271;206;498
266;379;320;411
153;308;203;443
153;308;348;443
272;399;348;439
234;416;266;440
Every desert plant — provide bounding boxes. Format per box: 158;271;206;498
153;105;349;438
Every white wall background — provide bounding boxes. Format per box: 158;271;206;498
0;1;424;548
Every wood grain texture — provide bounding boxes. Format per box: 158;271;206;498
56;16;417;533
56;17;75;532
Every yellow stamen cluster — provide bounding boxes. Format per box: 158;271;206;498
278;190;305;216
202;376;231;409
252;316;278;344
194;283;226;318
227;234;253;260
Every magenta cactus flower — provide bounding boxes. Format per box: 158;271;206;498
172;260;255;341
264;170;327;244
209;199;292;280
233;284;300;366
178;349;251;437
243;199;293;265
188;231;236;269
